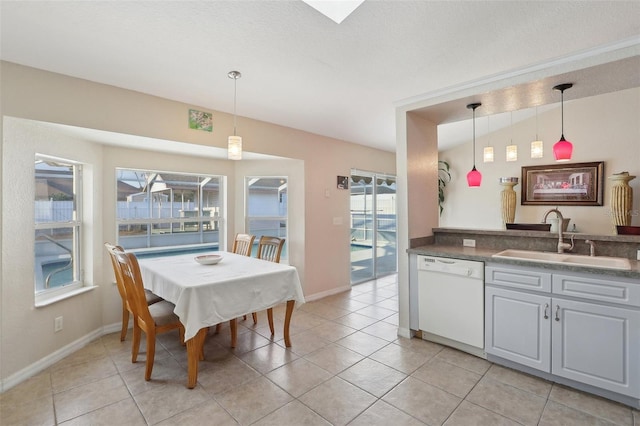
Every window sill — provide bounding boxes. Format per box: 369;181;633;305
35;286;97;308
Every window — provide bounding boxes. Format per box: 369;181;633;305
246;177;288;260
116;169;224;253
34;155;83;296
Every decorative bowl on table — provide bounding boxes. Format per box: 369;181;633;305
195;254;223;265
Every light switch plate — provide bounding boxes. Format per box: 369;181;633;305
637;249;640;261
463;239;476;248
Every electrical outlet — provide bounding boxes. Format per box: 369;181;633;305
463;239;476;248
54;316;63;332
637;249;640;261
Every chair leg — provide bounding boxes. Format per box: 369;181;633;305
267;308;274;335
145;331;155;381
215;323;221;334
120;307;129;341
252;312;258;324
131;321;141;363
243;314;247;321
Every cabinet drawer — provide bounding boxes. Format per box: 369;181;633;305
485;265;551;292
553;274;640;307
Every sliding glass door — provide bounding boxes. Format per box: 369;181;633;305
350;171;397;284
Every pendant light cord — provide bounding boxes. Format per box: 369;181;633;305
472;108;477;167
560;89;564;137
510;111;513;144
233;77;237;137
553;83;573;139
228;70;241;137
487;115;490;146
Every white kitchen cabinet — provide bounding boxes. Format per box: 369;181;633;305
485;263;640;400
485;286;550;372
552;298;640;396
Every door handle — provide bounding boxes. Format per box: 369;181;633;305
555;305;560;322
543;303;549;319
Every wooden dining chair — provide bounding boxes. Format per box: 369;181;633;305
252;236;286;334
230;233;256;322
105;243;163;341
257;236;285;263
232;233;256;256
113;250;185;381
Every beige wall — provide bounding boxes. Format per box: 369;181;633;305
439;88;640;234
406;112;439;240
0;61;395;387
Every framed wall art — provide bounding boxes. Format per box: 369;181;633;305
188;109;213;132
521;161;604;206
337;176;349;189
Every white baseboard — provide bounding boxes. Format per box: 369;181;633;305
1;323;122;393
304;284;352;302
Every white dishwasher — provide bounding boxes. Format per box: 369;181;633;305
417;255;485;357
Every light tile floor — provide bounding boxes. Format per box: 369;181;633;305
2;274;639;425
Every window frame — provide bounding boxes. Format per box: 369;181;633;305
34;154;84;305
245;176;288;261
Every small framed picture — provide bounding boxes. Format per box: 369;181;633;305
188;109;213;132
337;176;349;189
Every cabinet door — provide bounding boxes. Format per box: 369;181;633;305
552;299;640;397
485;286;551;372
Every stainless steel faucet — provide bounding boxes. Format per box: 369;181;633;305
585;240;596;256
542;208;574;253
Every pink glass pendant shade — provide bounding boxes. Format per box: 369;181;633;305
467;166;482;187
553;135;573;162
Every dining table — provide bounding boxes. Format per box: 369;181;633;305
137;250;305;388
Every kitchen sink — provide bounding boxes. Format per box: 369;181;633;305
492;249;632;270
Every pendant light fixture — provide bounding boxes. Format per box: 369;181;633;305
530;106;544;158
552;83;573;162
466;103;482;187
483;115;494;162
228;70;242;160
506;111;517;162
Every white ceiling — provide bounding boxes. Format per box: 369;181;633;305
1;1;639;153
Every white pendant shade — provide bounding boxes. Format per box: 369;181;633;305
506;144;518;162
228;135;242;160
483;146;494;162
531;140;543;158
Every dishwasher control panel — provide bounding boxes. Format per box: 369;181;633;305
417;255;484;280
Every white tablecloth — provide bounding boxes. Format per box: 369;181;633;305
138;251;305;340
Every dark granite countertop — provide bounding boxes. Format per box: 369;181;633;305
432;227;640;243
408;244;640;280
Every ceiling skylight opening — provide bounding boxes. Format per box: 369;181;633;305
302;0;365;24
